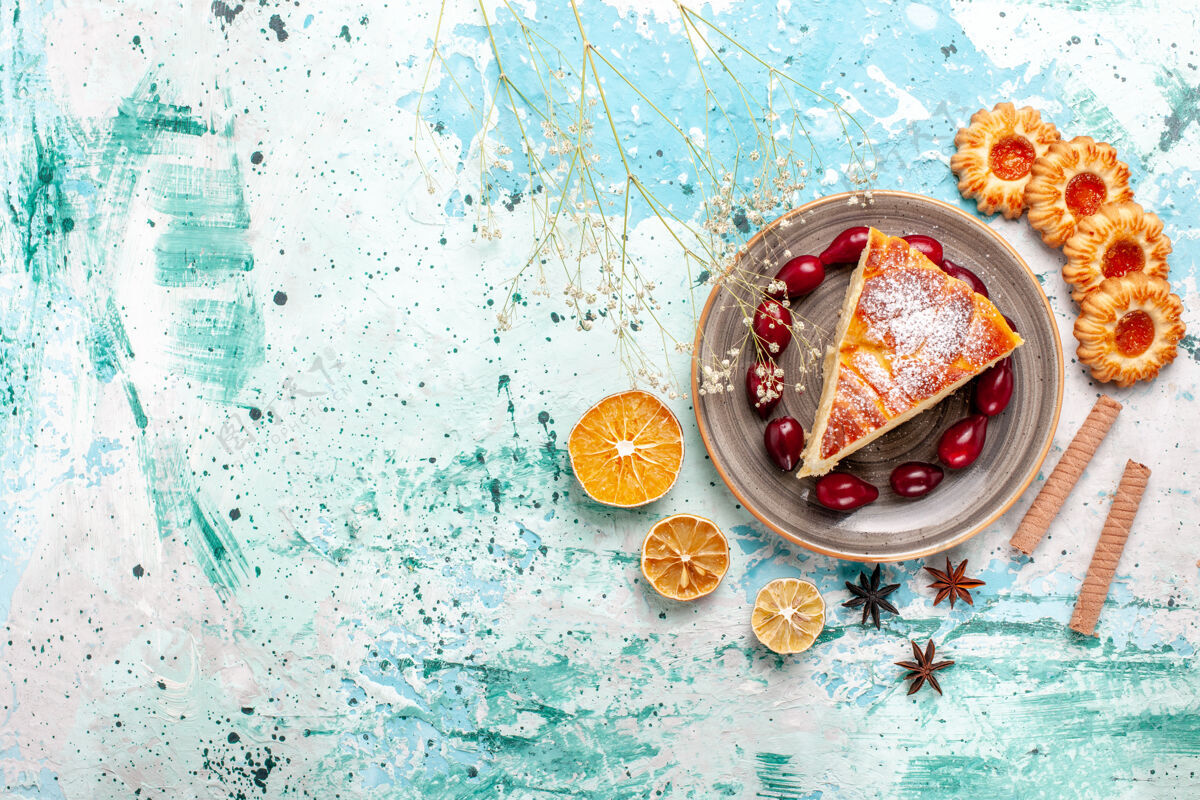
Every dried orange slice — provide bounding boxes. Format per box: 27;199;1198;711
567;390;683;507
751;578;826;654
641;514;729;601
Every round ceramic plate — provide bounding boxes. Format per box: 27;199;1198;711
692;190;1063;562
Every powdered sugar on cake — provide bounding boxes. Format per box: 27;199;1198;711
853;267;986;401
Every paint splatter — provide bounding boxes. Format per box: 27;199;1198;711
210;1;244;28
1156;71;1200;152
269;13;289;42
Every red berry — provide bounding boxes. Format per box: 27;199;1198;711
753;300;792;356
902;234;944;267
889;461;944;498
937;414;989;469
770;255;825;299
746;361;784;419
819;226;870;266
814;472;879;511
764;417;805;471
974;361;1014;416
941;258;989;298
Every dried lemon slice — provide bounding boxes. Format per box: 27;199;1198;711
567;390;683;507
641;514;729;601
751;578;826;654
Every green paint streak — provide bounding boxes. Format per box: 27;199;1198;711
396;442;568;514
82;74;256;597
99;78;265;400
139;430;248;594
87;299;147;428
91;75;211;258
124;383;149;430
359;649;665;798
1154;69;1200;152
1061;75;1135;159
150;162;255;286
134;98;208;137
1179;333;1200;361
149;162;250;224
19;127;74;284
168;295;264;399
1;134;73;426
188;496;249;593
0;15;78;536
754;752;811;800
154;221;253;284
892;613;1200;798
141;439;190;534
897;754;1010;797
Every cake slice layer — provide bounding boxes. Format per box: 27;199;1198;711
798;228;1023;477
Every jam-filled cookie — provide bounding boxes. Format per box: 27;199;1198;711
1062;201;1171;304
1024;136;1133;248
1074;273;1185;387
951;102;1061;219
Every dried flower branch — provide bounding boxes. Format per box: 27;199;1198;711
414;0;876;396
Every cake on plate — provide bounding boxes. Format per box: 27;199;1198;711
798;228;1023;478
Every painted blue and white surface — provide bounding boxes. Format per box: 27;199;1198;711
1;0;1198;797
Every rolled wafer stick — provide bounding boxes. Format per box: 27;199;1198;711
1068;460;1151;636
1010;395;1122;554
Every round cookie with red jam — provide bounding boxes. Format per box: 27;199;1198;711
951;102;1061;219
1024;136;1133;248
1062;201;1172;305
1074;273;1185;387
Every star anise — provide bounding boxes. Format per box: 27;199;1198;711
842;564;900;629
895;639;954;695
924;558;985;608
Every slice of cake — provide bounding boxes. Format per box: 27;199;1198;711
798;228;1023;478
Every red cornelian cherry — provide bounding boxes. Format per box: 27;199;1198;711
819;226;870;265
941;258;989;298
902;234;944;267
974;360;1014;416
938;414;989;469
753;299;792;355
746;361;784;419
770;255;825;298
764;417;806;472
814;472;879;511
889;462;945;498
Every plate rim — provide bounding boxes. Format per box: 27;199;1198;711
690;189;1065;562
